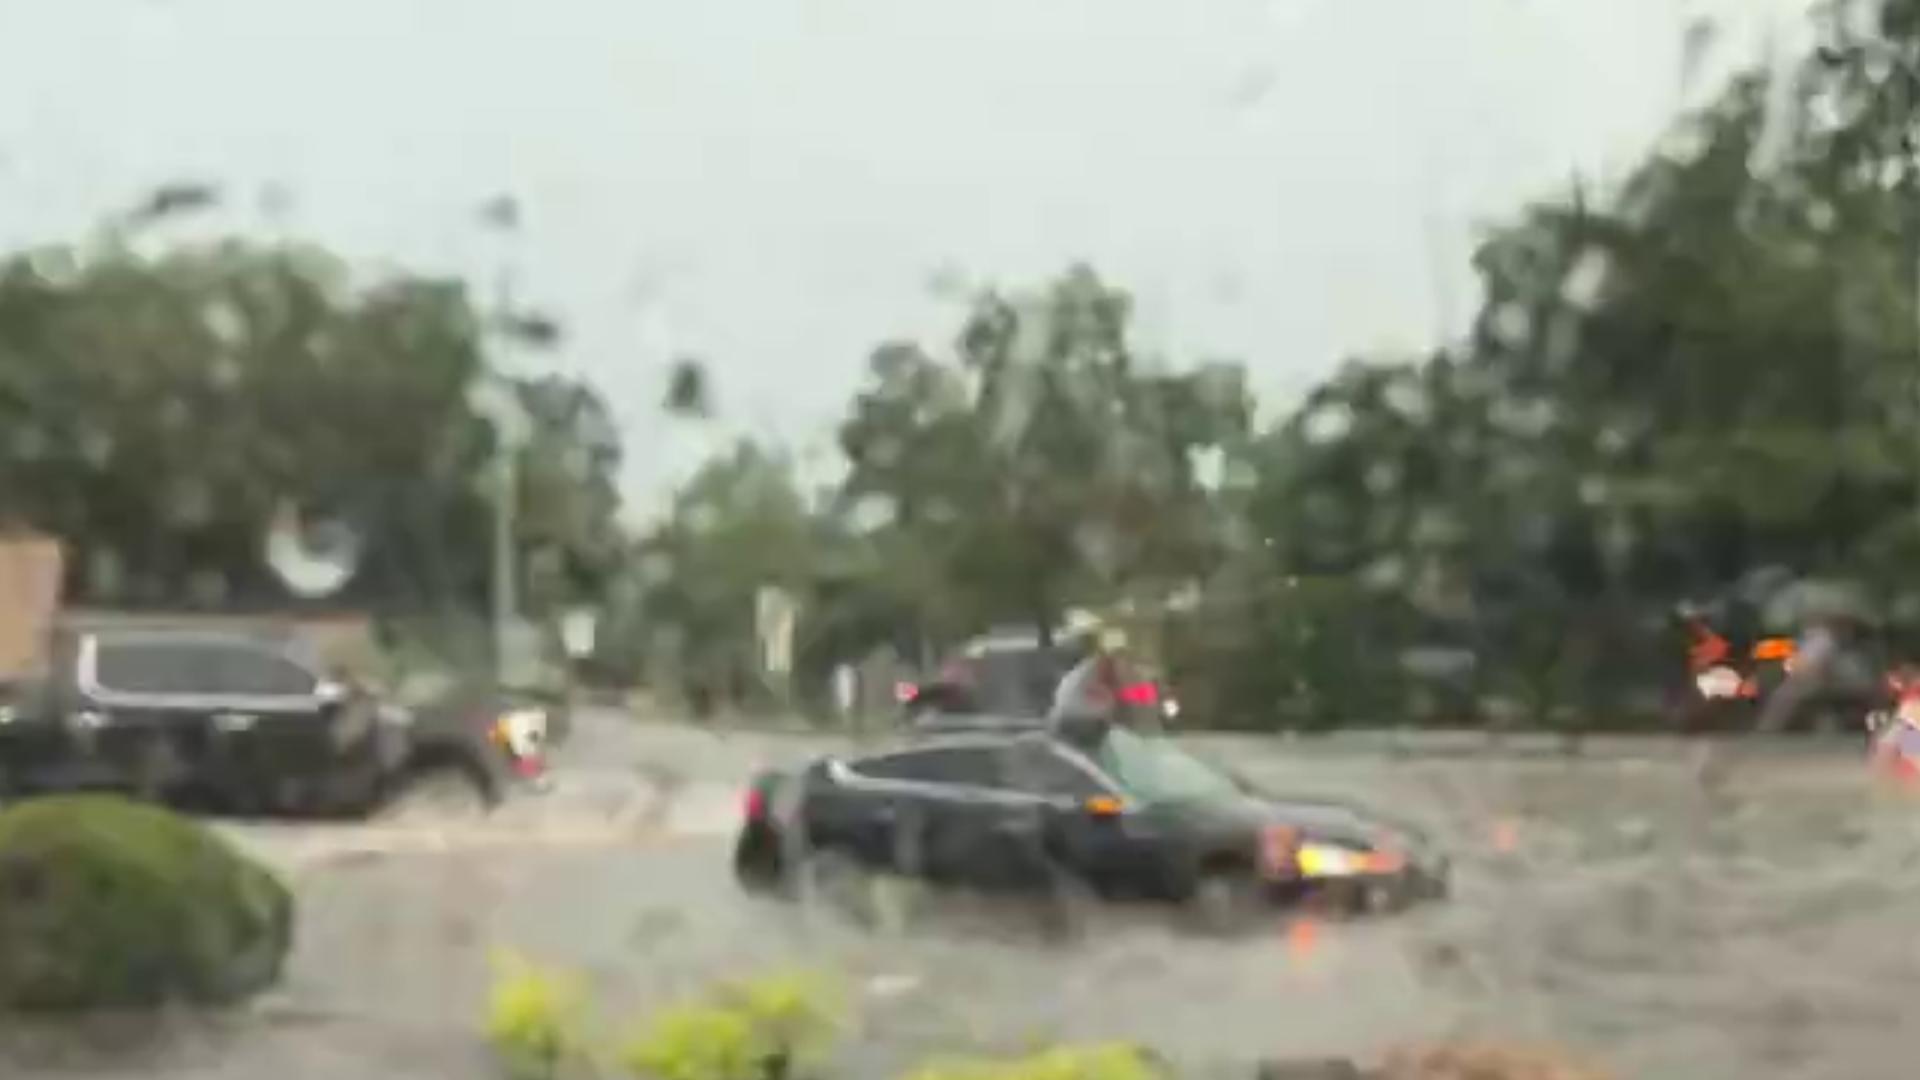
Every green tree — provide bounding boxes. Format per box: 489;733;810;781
512;373;627;617
837;265;1252;651
1223;0;1920;729
0;233;627;623
635;441;820;711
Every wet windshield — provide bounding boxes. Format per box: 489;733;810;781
21;2;1920;1077
1093;726;1243;805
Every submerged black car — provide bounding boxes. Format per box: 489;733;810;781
733;715;1447;930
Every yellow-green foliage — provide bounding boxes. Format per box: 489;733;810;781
903;1044;1164;1080
483;961;845;1080
618;970;845;1080
486;951;592;1080
719;970;844;1064
619;1001;761;1080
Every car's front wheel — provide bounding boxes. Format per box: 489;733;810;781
794;846;879;930
378;766;493;825
1327;877;1411;916
1187;864;1264;936
733;826;788;896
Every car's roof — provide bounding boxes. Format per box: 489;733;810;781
958;625;1091;654
853;728;1051;760
962;634;1048;656
907;713;1049;736
88;628;286;647
79;628;323;668
873;716;1122;759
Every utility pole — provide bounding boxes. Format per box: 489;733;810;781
492;439;517;682
469;377;530;683
474;194;528;685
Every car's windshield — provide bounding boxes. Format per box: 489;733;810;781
1093;726;1243;805
15;2;1920;1075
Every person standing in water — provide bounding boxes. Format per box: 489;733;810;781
1047;619;1166;732
1755;607;1880;735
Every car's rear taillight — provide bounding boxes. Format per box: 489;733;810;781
743;786;768;822
1118;681;1160;707
894;681;919;704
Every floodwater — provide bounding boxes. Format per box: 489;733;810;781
5;716;1920;1080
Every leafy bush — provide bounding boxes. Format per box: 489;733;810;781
902;1044;1164;1080
0;794;292;1010
484;962;844;1080
618;970;844;1080
486;951;594;1080
619;1000;761;1080
480;962;1610;1080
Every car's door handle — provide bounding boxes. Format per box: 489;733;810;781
212;712;258;733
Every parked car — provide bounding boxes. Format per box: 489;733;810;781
733;713;1447;932
0;627;550;817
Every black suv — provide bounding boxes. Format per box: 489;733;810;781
733;715;1447;930
0;628;549;816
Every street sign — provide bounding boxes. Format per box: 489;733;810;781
561;607;598;659
755;586;798;676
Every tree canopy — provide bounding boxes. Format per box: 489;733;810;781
16;0;1920;729
0;239;622;621
634;0;1920;727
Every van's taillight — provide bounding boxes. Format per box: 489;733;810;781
895;681;919;703
1119;682;1160;706
743;787;768;822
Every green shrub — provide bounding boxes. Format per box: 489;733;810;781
0;794;292;1010
903;1043;1165;1080
486;951;594;1080
477;963;1616;1080
620;1000;762;1080
482;962;844;1080
617;970;844;1080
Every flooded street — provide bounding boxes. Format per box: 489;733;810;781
9;716;1920;1080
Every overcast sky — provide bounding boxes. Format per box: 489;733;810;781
0;0;1814;516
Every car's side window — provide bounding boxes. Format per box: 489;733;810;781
1002;741;1109;799
207;646;316;698
92;639;316;699
94;641;209;696
854;746;1005;788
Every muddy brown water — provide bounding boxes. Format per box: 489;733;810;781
5;717;1920;1080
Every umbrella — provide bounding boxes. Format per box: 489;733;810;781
1760;578;1877;632
1735;564;1797;604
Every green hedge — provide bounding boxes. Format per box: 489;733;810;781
482;960;1616;1079
0;795;292;1010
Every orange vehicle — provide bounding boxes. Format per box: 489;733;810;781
1752;636;1798;666
1687;622;1797;704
